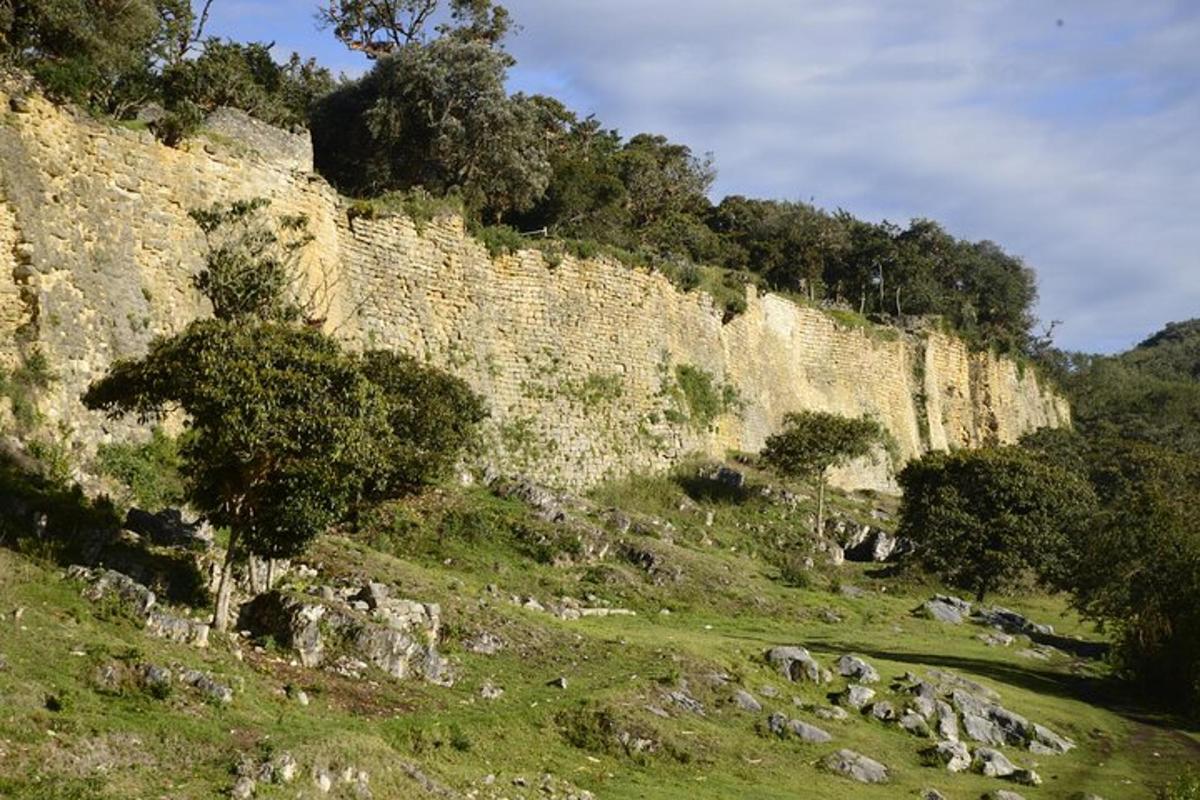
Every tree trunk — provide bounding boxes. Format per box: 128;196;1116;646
248;553;261;594
212;528;240;633
815;476;827;538
266;558;276;591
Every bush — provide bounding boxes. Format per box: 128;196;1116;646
1159;771;1200;800
897;446;1096;600
95;428;186;511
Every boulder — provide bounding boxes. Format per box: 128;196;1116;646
928;740;971;772
495;478;568;523
766;646;831;684
787;719;833;743
974;606;1054;636
840;684;876;710
814;705;849;722
962;712;1006;746
69;566;156;617
935;700;959;741
973;747;1016;778
144;609;210;648
1011;769;1043;786
180;669;233;704
984;792;1026;800
900;710;931;737
354;582;389;610
732;689;762;713
836;654;880;683
922;595;972;624
821;749;889;784
922;790;948;800
1031;722;1075;754
868;701;897;722
465;631;505;655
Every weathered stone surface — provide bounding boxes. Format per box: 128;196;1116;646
238;589;447;684
731;689;762;712
124;508;212;549
144;609;210;648
900;710;932;737
836;654;880;683
0;88;1068;492
180;669;233;704
985;792;1027;800
787;719;833;743
69;565;156;616
840;684;877;710
923;595;972;624
928;740;971;772
821;749;889;784
1031;722;1076;754
814;705;849;722
766;646;830;684
868;700;897;722
973;747;1017;778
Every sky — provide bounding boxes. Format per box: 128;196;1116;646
204;1;1200;354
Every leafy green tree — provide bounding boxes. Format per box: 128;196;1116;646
359;350;487;496
84;320;392;630
312;36;551;218
319;0;510;57
897;446;1096;600
760;411;883;536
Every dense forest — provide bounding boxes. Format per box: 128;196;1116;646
1;0;1037;353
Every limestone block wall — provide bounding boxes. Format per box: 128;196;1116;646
0;86;1070;491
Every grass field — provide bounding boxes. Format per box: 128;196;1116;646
0;465;1196;799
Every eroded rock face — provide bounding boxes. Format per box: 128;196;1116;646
238;588;449;684
821;749;889;784
766;646;831;684
837;654;880;683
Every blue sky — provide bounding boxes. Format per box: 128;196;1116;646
204;1;1200;354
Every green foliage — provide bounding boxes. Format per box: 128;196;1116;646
188;198;312;324
897;446;1096;600
760;411;882;483
161;41;334;131
318;0;511;57
1159;770;1200;800
95;428;185;511
0;348;55;433
312;37;551;218
346;187;464;230
471;223;524;258
358;350;486;497
672;365;737;431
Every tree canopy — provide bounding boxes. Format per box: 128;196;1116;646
897;446;1096;601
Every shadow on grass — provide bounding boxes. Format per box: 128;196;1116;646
0;446;209;606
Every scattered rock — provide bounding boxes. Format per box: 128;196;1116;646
665;688;705;715
1031;722;1076;754
353;582;390;610
124;508;212;549
766;646;831;684
69;565;156;617
935;700;959;741
788;718;833;743
480;680;504;700
973;747;1017;778
836;654;880;683
922;595;971;624
821;748;889;784
180;669;233;704
732;689;762;712
495;478;568;523
145;609;210;648
139;664;173;695
465;631;505;655
978;632;1016;647
984;792;1026;800
548;676;568;689
1011;768;1043;786
868;700;897;722
839;684;877;710
928;739;971;772
900;710;931;737
230;776;255;799
974;606;1054;636
922;790;948;800
813;705;849;722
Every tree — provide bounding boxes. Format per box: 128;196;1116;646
760;411;883;536
358;349;487;496
84;320;392;631
896;446;1096;600
311;36;551;217
318;0;510;58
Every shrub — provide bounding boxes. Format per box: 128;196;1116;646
95;428;186;511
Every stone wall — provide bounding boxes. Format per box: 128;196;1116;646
0;87;1070;490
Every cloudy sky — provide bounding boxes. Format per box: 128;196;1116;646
206;1;1200;353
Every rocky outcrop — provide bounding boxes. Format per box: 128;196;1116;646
237;587;450;684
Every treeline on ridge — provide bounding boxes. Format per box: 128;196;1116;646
2;0;1037;354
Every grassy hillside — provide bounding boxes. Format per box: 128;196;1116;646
0;462;1196;799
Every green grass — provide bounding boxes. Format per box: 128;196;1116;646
0;465;1196;799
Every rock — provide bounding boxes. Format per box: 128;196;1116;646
840;684;876;710
836;654;880;683
766;646;831;684
928;740;971;772
973;747;1016;778
922;790;948;800
978;632;1015;647
923;595;971;624
962;712;1006;746
821;749;889;784
9;95;31;113
313;769;333;793
145;609;210;648
354;582;389;610
496;478;567;522
1011;768;1043;786
844;527;900;562
139;664;172;694
787;719;833;743
839;584;867;599
466;631;505;655
273;753;298;783
1031;722;1075;754
910;694;937;720
814;705;849;722
900;711;931;737
230;776;256;799
180;669;234;704
698;463;746;490
124;508;212;549
69;566;156;617
766;712;789;737
984;792;1026;800
868;701;897;722
480;680;504;700
759;685;780;698
665;689;705;715
732;689;762;712
988;704;1033;746
935;700;959;741
548;676;568;689
974;606;1054;636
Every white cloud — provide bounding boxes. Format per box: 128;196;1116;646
503;0;1200;352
